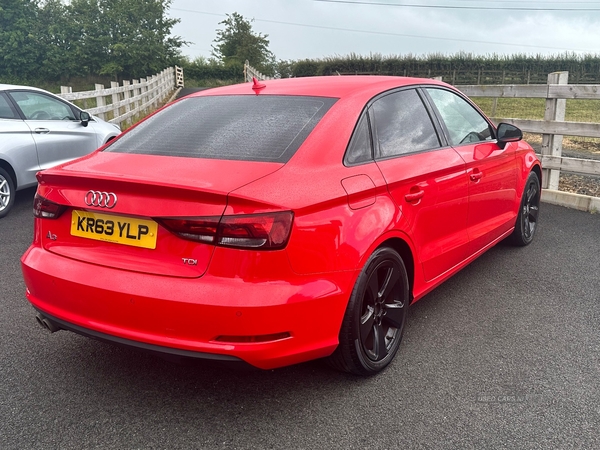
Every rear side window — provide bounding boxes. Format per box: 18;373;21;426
106;95;337;163
372;89;440;159
0;93;19;119
344;112;373;165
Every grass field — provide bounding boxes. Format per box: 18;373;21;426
472;97;600;123
471;96;600;197
472;97;600;154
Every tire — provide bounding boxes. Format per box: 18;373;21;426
0;167;15;219
327;247;409;375
508;171;541;246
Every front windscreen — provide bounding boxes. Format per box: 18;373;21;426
105;95;337;163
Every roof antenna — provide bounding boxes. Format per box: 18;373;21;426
252;77;266;94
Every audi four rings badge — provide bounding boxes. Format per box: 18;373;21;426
84;190;117;208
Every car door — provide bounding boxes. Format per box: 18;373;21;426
8;90;102;171
0;92;39;188
423;87;518;255
371;88;470;282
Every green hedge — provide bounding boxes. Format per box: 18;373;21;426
289;53;600;84
183;61;244;83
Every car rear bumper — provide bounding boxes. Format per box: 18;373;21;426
33;307;247;361
21;246;355;370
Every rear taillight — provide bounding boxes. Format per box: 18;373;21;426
157;211;294;250
219;213;293;249
33;194;66;219
154;217;219;243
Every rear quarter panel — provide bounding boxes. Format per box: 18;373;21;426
227;94;406;275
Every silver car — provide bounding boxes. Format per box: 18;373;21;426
0;84;121;218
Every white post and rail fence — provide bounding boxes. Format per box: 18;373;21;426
57;65;184;130
457;71;600;213
244;62;600;212
244;60;273;83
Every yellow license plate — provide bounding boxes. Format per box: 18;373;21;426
71;210;158;249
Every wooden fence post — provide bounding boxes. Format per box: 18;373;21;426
123;80;131;114
491;97;498;117
541;71;568;190
150;76;156;108
490;71;506;116
111;81;120;122
95;84;106;120
151;75;158;108
161;70;168;99
132;79;140;112
157;71;164;102
139;78;147;110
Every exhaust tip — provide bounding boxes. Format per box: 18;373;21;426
35;314;46;329
35;313;62;333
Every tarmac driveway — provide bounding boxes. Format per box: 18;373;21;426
1;186;599;449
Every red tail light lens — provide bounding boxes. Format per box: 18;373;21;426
158;211;294;250
33;194;66;219
219;213;293;249
155;218;219;243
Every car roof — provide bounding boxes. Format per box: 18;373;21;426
0;84;52;94
193;75;448;99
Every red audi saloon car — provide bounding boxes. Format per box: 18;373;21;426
21;76;541;375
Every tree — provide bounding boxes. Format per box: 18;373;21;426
37;0;81;80
66;0;186;79
1;0;187;82
0;0;40;80
212;12;275;76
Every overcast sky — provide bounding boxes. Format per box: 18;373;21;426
168;0;600;62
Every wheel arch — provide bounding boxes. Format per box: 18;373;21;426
519;163;542;207
376;237;416;303
531;163;542;187
0;159;17;188
327;235;414;374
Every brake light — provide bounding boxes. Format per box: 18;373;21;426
157;211;294;250
33;194;66;219
154;217;219;243
219;213;293;249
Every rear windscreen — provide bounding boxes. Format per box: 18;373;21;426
105;95;337;163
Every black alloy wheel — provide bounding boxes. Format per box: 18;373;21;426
509;171;540;246
327;247;409;375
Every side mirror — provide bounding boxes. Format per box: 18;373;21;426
80;111;91;127
496;122;522;148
